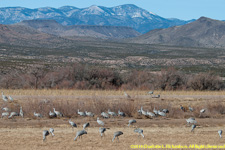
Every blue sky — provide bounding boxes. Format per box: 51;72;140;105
0;0;224;20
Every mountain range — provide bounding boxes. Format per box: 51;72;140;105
0;4;193;33
129;17;225;48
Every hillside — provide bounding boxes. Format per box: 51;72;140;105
0;4;192;33
129;17;225;48
17;20;141;39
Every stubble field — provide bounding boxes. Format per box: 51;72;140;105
1;90;225;150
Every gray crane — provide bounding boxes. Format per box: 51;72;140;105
77;109;86;117
8;112;19;119
97;117;104;126
85;111;94;117
147;111;155;117
141;107;147;116
191;124;196;132
180;105;185;112
200;109;205;114
69;119;77;130
118;110;125;117
162;109;169;114
8;96;13;102
218;130;222;138
128;119;136;127
1;112;9;118
148;91;154;95
153;107;158;115
134;128;144;138
83;123;90;130
2;92;8;102
158;110;166;117
74;130;87;141
112;131;123;142
189;106;194;112
49;128;55;136
2;107;10;112
101;112;109;119
152;95;160;98
20;106;23;118
34;112;42;118
53;108;63;117
49;111;56;118
124;91;131;99
43;130;49;141
186;117;197;125
99;127;106;138
108;109;117;117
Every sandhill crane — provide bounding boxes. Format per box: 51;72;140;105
8;96;13;102
77;109;86;117
49;128;55;136
43;130;49;141
118;110;125;117
191;124;196;132
53;108;63;117
69;119;77;130
20;106;23;118
158;110;166;117
128;119;136;127
124;91;131;99
101;112;109;119
153;107;158;115
218;130;222;138
112;131;123;142
141;107;147;116
34;112;42;118
186;117;197;125
8;112;19;119
49;111;56;118
83;123;90;130
108;109;117;117
2;107;10;112
134;128;144;138
147;111;155;117
97;117;104;126
1;112;9;118
74;130;87;141
85;111;94;117
2;92;8;102
189;106;194;112
180;105;185;112
99;127;106;138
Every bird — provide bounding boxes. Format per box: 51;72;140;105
147;111;155;117
69;119;77;130
85;111;94;117
53;108;63;117
152;95;160;98
180;105;185;112
134;128;144;138
189;106;194;112
112;131;123;142
74;130;87;141
191;124;196;132
49;111;56;118
8;95;13;102
8;112;19;119
20;106;23;118
43;130;49;141
162;109;169;113
200;109;205;114
153;107;158;115
2;92;8;102
2;107;10;112
108;109;117;117
158;110;166;117
218;130;222;138
186;117;197;125
118;110;125;117
140;107;147;116
124;91;131;99
148;91;154;95
83;123;90;130
49;128;55;137
77;109;86;117
99;127;106;138
1;112;9;118
97;117;104;126
101;112;109;119
34;112;42;118
128;119;136;127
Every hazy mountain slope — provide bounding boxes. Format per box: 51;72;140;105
17;20;141;39
129;17;225;48
0;4;192;33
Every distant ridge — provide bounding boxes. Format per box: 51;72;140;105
17;19;141;39
0;4;193;33
129;17;225;48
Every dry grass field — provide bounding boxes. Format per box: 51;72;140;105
1;90;225;150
